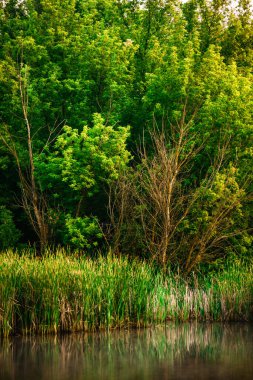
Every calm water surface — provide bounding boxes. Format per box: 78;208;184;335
0;324;253;380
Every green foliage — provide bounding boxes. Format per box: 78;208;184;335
34;113;130;247
0;0;252;266
64;215;103;249
0;207;21;249
38;113;131;193
179;166;252;267
184;166;245;233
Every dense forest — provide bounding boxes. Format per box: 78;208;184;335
0;0;252;271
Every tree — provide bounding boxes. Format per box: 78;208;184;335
35;114;131;248
110;125;251;271
1;65;50;251
0;0;252;258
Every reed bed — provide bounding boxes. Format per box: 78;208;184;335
0;250;253;336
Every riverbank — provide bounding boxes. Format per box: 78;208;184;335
0;251;253;336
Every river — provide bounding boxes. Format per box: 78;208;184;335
0;323;253;379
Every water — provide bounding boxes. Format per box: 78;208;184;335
0;324;253;380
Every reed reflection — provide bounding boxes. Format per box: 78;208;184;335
0;323;253;380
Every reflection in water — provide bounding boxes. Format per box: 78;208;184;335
0;324;253;380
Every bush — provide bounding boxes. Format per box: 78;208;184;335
0;206;21;249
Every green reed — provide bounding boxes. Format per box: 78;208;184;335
0;250;252;335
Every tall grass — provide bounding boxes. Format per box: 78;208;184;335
0;250;253;336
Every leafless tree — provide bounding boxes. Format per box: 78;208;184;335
109;105;250;271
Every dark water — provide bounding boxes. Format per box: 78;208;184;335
1;324;253;380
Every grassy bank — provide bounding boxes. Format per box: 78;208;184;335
0;251;253;336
